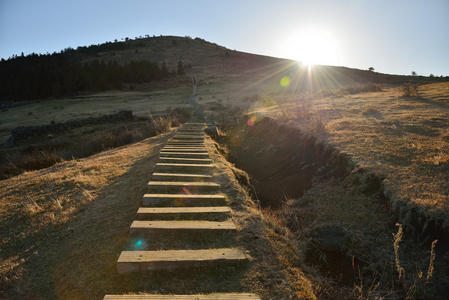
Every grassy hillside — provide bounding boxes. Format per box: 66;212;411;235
1;35;449;298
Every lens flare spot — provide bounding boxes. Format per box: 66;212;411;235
136;240;142;247
280;76;291;87
182;187;192;195
247;115;257;127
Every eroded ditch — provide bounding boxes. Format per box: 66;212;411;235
221;116;361;282
224;117;351;207
218;115;449;294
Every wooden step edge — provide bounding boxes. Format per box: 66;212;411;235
155;163;215;169
151;172;212;179
142;194;227;207
162;148;207;151
116;248;249;273
163;147;206;150
159;155;210;160
148;181;219;187
158;157;213;164
165;144;206;147
104;293;262;299
143;193;225;199
130;220;237;232
173;134;205;137
137;206;231;215
160;152;209;156
136;206;231;220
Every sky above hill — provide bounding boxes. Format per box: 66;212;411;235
1;0;448;76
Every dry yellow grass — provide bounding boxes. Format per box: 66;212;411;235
0;87;192;144
0;130;318;299
254;82;449;230
0;132;171;299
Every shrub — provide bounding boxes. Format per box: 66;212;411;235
401;82;420;96
152;116;172;133
19;149;62;171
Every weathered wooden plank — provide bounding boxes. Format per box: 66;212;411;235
162;148;207;152
166;142;205;145
104;293;261;299
173;134;204;138
130;220;236;235
169;140;204;144
116;248;248;273
151;172;212;182
147;181;219;193
171;139;203;142
136;206;231;216
159;152;210;159
142;194;226;207
181;123;206;127
163;146;206;149
158;157;213;164
176;130;205;134
165;142;206;148
148;181;219;187
155;163;215;172
136;206;231;220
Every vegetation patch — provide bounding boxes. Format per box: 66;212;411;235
0;107;190;180
218;113;448;297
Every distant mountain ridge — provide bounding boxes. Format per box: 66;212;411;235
1;35;446;102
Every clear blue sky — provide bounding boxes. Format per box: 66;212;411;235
1;0;448;76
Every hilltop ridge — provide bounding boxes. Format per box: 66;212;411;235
1;35;446;103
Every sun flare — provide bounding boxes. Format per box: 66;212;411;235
281;27;340;66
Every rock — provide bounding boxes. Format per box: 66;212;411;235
310;225;353;252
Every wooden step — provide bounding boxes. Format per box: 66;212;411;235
171;134;204;137
176;130;205;134
173;134;204;138
161;145;207;152
142;194;226;207
151;172;212;182
171;139;204;143
166;141;204;144
136;206;231;220
147;181;220;193
158;157;213;164
130;220;236;235
163;147;207;151
169;141;204;144
169;138;204;141
104;293;261;299
117;248;248;273
162;150;207;154
167;141;205;144
160;152;210;159
181;123;206;128
155;163;215;172
165;145;206;148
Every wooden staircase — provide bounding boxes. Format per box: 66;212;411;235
104;123;260;300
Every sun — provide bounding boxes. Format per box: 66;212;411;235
281;27;340;66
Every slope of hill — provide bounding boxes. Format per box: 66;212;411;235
2;35;446;103
1;35;449;298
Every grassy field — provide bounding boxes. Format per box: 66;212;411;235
1;36;448;297
248;82;449;231
0;131;319;299
0;86;192;144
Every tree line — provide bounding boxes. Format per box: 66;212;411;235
0;50;185;101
